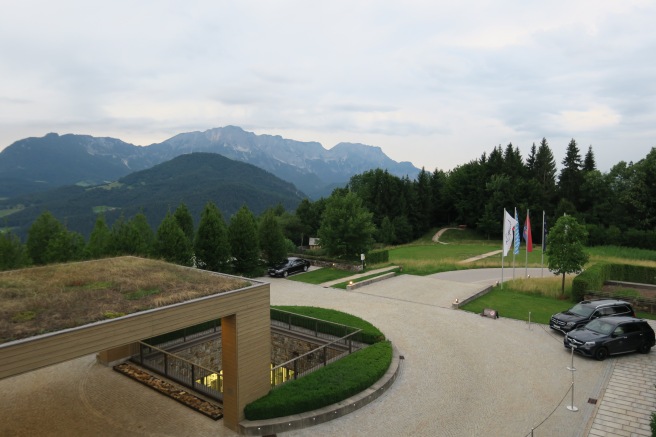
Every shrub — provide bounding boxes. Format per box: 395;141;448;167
366;249;389;265
571;263;611;302
271;306;385;344
244;341;392;420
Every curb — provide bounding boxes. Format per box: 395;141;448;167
346;272;396;290
239;344;403;436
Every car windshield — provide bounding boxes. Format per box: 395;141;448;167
569;303;594;317
273;259;291;269
585;319;615;335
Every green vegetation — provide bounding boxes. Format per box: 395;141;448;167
460;288;571;324
287;268;354;285
244;306;391;420
245;341;392;420
272;306;384;343
123;288;161;300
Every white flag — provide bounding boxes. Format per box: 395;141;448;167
503;209;517;256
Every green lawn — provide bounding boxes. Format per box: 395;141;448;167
460;288;572;324
287;228;656;324
287;268;354;285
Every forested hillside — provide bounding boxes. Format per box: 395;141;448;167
1;153;305;238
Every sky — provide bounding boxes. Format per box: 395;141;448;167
1;1;655;173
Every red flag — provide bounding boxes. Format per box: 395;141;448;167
523;213;533;252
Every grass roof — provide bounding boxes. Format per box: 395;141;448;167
0;257;252;344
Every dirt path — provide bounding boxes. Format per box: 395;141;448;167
431;227;462;244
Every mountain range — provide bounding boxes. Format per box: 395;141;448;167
0;125;419;199
0;126;419;238
2;153;305;238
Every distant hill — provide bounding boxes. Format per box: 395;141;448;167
2;153;305;238
0;133;156;196
0;126;420;199
150;126;420;197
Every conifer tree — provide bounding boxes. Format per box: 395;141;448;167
155;212;193;266
86;214;112;259
558;139;584;208
173;203;195;245
583;145;597;172
194;202;231;272
229;205;260;275
258;209;288;265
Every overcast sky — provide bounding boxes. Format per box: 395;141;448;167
1;1;655;172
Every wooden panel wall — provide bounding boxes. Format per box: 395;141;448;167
0;281;271;432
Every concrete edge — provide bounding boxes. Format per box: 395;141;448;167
239;343;402;436
346;272;396;291
451;285;494;309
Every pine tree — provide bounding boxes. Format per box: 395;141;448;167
533;138;558;212
558;139;584;208
173;203;195;245
86;215;112;259
229;205;260;275
194;202;231;272
155;212;193;266
130;212;155;256
258;209;288;265
583;145;597;172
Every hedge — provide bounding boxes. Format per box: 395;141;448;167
572;262;656;302
244;341;393;420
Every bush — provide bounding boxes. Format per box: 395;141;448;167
271;306;385;344
244;341;392;420
571;263;611;302
651;411;656;437
366;249;389;265
571;262;656;302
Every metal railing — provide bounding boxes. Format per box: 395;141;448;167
132;341;223;401
270;308;365;388
270;308;366;345
129;310;367;398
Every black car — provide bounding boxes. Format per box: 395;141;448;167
267;257;311;277
550;299;635;333
564;317;655;360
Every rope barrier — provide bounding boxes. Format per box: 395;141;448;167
523;382;573;436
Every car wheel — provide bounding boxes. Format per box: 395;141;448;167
639;343;652;354
283;271;288;278
594;347;609;361
303;265;309;272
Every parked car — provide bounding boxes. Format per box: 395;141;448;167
564;317;655;360
267;257;311;277
550;299;635;333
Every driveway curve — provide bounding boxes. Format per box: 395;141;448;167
0;271;612;437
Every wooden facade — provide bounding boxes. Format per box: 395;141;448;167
0;278;271;432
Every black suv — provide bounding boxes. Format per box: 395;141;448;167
564;317;655;360
550;299;635;333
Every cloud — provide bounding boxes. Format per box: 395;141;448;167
0;0;655;173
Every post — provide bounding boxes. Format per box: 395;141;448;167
567;347;578;411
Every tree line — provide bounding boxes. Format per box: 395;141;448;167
2;138;655;272
332;138;655;249
0;203;294;276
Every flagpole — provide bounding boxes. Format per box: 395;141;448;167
513;208;519;279
541;210;545;277
525;209;529;277
501;209;505;289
